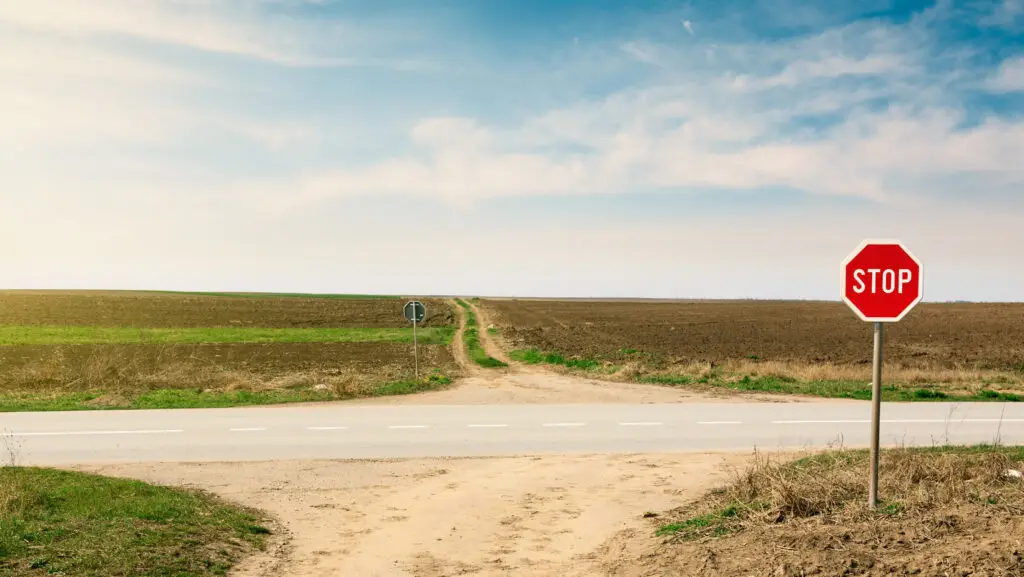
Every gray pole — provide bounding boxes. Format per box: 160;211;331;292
413;316;419;380
869;321;884;509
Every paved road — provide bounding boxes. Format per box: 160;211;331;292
3;402;1024;466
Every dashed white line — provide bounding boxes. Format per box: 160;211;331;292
8;429;184;437
389;425;430;429
229;427;267;432
307;426;348;431
542;422;586;427
618;422;663;426
698;421;743;425
773;420;869;424
467;424;508;428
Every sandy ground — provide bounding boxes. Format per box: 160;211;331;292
74;451;752;577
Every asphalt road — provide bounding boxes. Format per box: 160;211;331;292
3;402;1024;466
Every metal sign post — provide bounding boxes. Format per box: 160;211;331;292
840;239;922;509
869;321;883;508
403;301;426;380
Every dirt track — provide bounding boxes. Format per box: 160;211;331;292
60;299;803;575
341;299;825;406
78;452;751;577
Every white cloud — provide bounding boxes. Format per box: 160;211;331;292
682;20;695;35
980;0;1023;28
0;0;431;69
988;56;1024;92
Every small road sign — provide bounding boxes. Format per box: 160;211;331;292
404;301;426;379
840;239;923;510
841;240;923;322
404;301;426;324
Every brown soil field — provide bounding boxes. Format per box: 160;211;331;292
0;292;454;328
0;342;458;394
484;299;1024;371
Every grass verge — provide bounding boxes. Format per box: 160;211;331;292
0;372;453;412
647;445;1024;575
509;348;606;371
455;299;507;368
0;467;270;576
0;326;454;346
510;347;1023;402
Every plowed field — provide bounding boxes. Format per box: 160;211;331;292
0;291;458;410
0;292;454;328
484;299;1024;370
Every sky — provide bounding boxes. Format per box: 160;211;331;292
2;0;1022;301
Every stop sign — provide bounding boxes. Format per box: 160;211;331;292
841;240;923;322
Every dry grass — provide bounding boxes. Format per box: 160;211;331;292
638;446;1024;576
0;343;460;411
641;358;1024;390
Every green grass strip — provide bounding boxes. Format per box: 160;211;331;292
455;299;507;368
0;467;270;576
511;348;1023;403
0;326;454;346
0;374;454;412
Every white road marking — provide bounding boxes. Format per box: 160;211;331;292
389;425;429;429
467;424;508;428
307;426;348;431
618;422;663;426
542;422;585;427
774;420;869;424
7;429;184;437
229;427;267;432
698;421;743;425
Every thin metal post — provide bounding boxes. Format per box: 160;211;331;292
413;316;419;379
869;321;884;509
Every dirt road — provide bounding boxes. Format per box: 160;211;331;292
64;300;789;575
77;452;751;577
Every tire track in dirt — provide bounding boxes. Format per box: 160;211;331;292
466;300;514;367
447;298;479;377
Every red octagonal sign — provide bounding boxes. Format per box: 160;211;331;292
841;240;923;322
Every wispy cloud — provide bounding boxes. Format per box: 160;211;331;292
257;10;1022;207
988;56;1024;92
0;1;434;69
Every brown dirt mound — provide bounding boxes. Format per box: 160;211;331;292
598;447;1024;577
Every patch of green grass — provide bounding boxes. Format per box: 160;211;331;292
0;374;455;412
455;299;507;368
0;325;454;346
0;467;270;576
509;348;605;371
150;290;397;299
487;326;499;335
656;503;750;539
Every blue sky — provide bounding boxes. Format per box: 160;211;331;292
2;0;1022;301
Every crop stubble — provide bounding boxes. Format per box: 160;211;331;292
484;299;1024;371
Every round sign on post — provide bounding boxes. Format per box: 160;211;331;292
403;301;425;323
840;239;922;510
841;239;923;322
403;301;426;379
